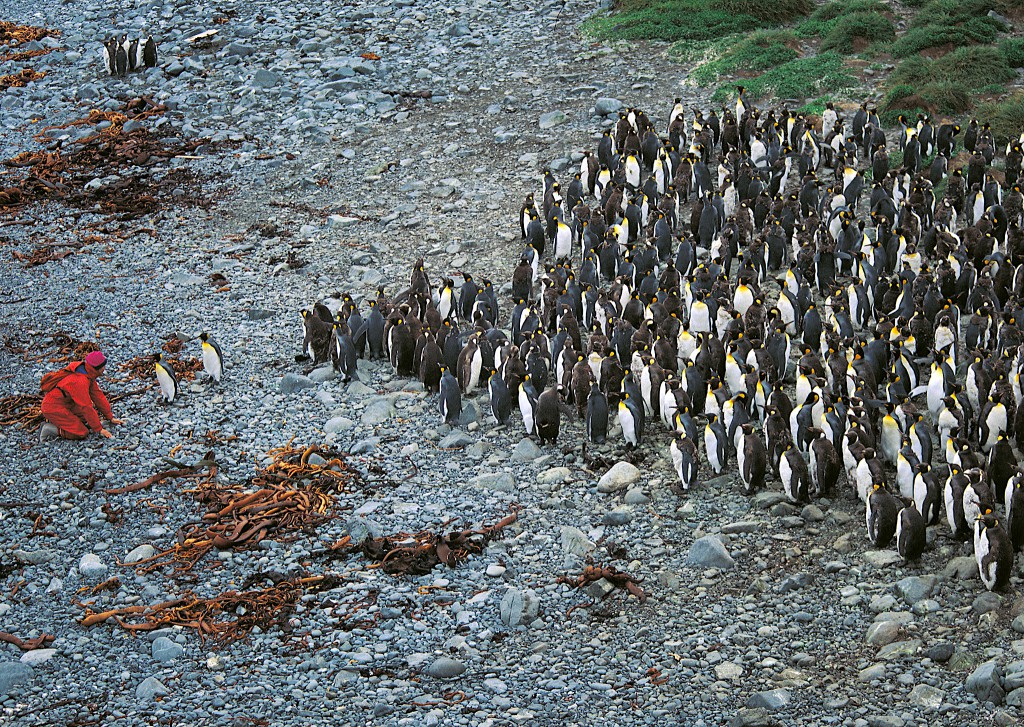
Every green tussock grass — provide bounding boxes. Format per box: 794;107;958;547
1002;38;1024;68
718;0;813;23
890;47;1016;91
690;30;799;86
891;0;1007;57
936;46;1017;88
582;0;811;44
796;0;890;39
796;96;835;116
711;52;856;103
582;1;758;43
977;93;1024;144
882;80;972;118
820;11;896;54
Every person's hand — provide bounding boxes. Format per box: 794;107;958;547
99;428;113;439
109;418;125;426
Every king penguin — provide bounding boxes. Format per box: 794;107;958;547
913;463;942;526
439;367;462;424
535;386;562;445
619;391;644;449
198;332;223;383
704;413;727;474
586;381;609;444
457;337;483;394
896;500;926;561
114;34;128;77
488;369;512;425
808;427;841;498
1004;471;1024;551
671;431;700;492
737;422;767;495
866;483;900;548
154;353;178;404
142;35;157;68
780;443;811;503
519;375;539;435
975;513;1014;591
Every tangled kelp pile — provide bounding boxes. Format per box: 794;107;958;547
1;97;221;219
77;575;345;645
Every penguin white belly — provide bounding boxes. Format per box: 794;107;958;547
519;392;535;434
865;498;875;541
734;288;753;316
677;333;696;362
202;345;222;382
725;360;744;395
736;442;748;485
777;296;795;334
927;369;945;415
640;371;654;417
881;422;901;465
795;377;811;408
704;391;721;418
690;305;710;333
896;458;914;500
671;441;684;486
914;476;928;514
705;429;722;474
467;351;482;394
620;407;638;447
855;460;871;502
588;354;603;383
975;527;994;589
660;388;675;430
789;408;801;446
984;407;1007;451
156;367;177;402
944;485;958;534
555;225;572;259
780;455;794;499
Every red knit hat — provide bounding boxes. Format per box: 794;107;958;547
85;351;106;368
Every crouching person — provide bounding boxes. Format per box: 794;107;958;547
39;350;124;441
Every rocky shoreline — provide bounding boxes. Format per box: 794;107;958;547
0;1;1022;726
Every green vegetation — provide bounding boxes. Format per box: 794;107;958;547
976;93;1024;142
1003;38;1024;68
891;0;1006;57
796;1;889;39
710;52;855;103
718;0;812;24
885;45;1016;117
796;96;835;116
934;46;1017;88
584;0;1023;127
820;11;896;53
690;30;798;86
889;47;1016;92
583;1;758;43
582;0;811;44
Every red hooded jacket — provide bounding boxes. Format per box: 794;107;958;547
41;361;114;433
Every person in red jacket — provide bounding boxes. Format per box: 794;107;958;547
39;351;124;441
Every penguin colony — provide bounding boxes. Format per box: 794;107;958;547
152;333;223;404
296;91;1024;594
101;34;157;77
